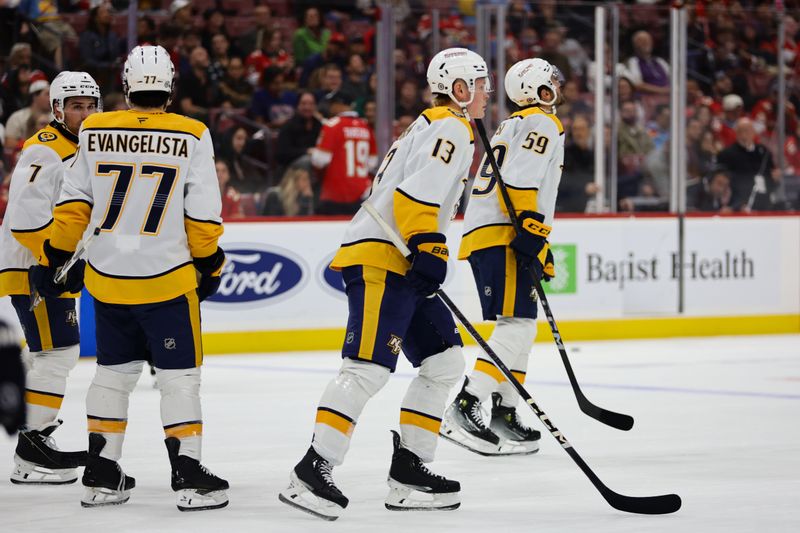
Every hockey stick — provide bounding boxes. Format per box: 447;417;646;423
474;118;634;431
362;202;681;515
29;227;100;311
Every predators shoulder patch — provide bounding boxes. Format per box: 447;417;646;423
38;131;57;142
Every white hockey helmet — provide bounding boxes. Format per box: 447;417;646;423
504;58;559;108
50;71;101;126
427;47;490;109
122;45;176;107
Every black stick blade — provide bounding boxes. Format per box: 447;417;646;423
576;389;634;430
603;490;682;515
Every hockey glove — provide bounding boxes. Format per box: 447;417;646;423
405;233;449;297
509;211;551;277
0;320;25;435
30;240;85;298
193;247;225;302
542;245;555;282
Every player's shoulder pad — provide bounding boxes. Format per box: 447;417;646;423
81;110;207;140
511;107;564;136
421;106;475;144
22;123;78;161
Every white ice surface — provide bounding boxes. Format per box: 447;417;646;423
1;335;798;532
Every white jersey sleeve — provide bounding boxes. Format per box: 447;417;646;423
183;129;223;259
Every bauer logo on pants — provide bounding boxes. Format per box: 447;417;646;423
205;244;308;307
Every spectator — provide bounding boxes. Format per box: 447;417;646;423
292;7;331;65
0;45;35;123
717;117;779;211
238;4;274;56
217;56;254;109
262;167;315;217
137;15;157;45
311;91;377;215
624;30;670;96
275;91;322;168
218;126;268;193
245;29;293;86
692;168;734;213
558;114;597;213
4;78;50;149
209;33;234;81
171;0;194;33
556;80;590;120
178;46;218;121
714;94;745;148
618;100;655;199
201;8;229;54
313;63;343;115
341;54;369;104
537;25;573;83
617;76;645;127
300;32;349;87
79;2;124;91
18;0;77;69
395;79;425;119
216;159;245;220
646;104;671;151
363;98;377;130
250;66;298;129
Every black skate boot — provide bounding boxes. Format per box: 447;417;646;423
81;433;135;507
11;419;87;485
165;437;229;511
279;445;348;521
385;430;460;511
439;381;503;456
490;393;541;455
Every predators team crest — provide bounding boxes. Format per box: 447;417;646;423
65;309;78;327
38;131;57;142
387;335;403;355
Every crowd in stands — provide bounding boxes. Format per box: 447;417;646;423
1;0;798;222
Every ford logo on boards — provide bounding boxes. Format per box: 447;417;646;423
206;244;306;305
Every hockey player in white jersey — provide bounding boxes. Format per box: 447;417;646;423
0;71;100;484
441;58;565;456
279;48;490;520
30;45;228;511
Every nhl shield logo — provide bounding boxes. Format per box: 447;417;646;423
345;331;355;344
164;338;176;350
387;335;402;356
484;286;492;296
65;310;78;327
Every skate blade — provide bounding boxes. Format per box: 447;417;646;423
278;473;344;521
81;486;131;507
385;478;460;511
11;456;78;485
176;489;229;512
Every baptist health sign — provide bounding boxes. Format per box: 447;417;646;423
0;215;796;352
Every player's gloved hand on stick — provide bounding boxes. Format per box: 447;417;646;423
542;245;555;282
509;210;551;278
30;240;85;298
193;247;225;301
405;233;449;297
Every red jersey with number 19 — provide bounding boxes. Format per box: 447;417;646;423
315;113;377;203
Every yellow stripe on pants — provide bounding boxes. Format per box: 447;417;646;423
399;409;441;434
358;266;386;360
186;290;203;367
502;247;517;317
33;299;54;351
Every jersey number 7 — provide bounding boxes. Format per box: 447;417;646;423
97;163;179;235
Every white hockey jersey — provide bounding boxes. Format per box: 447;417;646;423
330;106;475;275
0;122;79;297
459;106;564;259
47;110;223;305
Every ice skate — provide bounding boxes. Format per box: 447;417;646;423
490;393;540;455
385;430;460;511
81;433;135;507
441;385;533;456
11;419;86;485
165;437;229;512
279;446;348;521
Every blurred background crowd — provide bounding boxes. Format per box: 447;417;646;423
0;0;798;220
